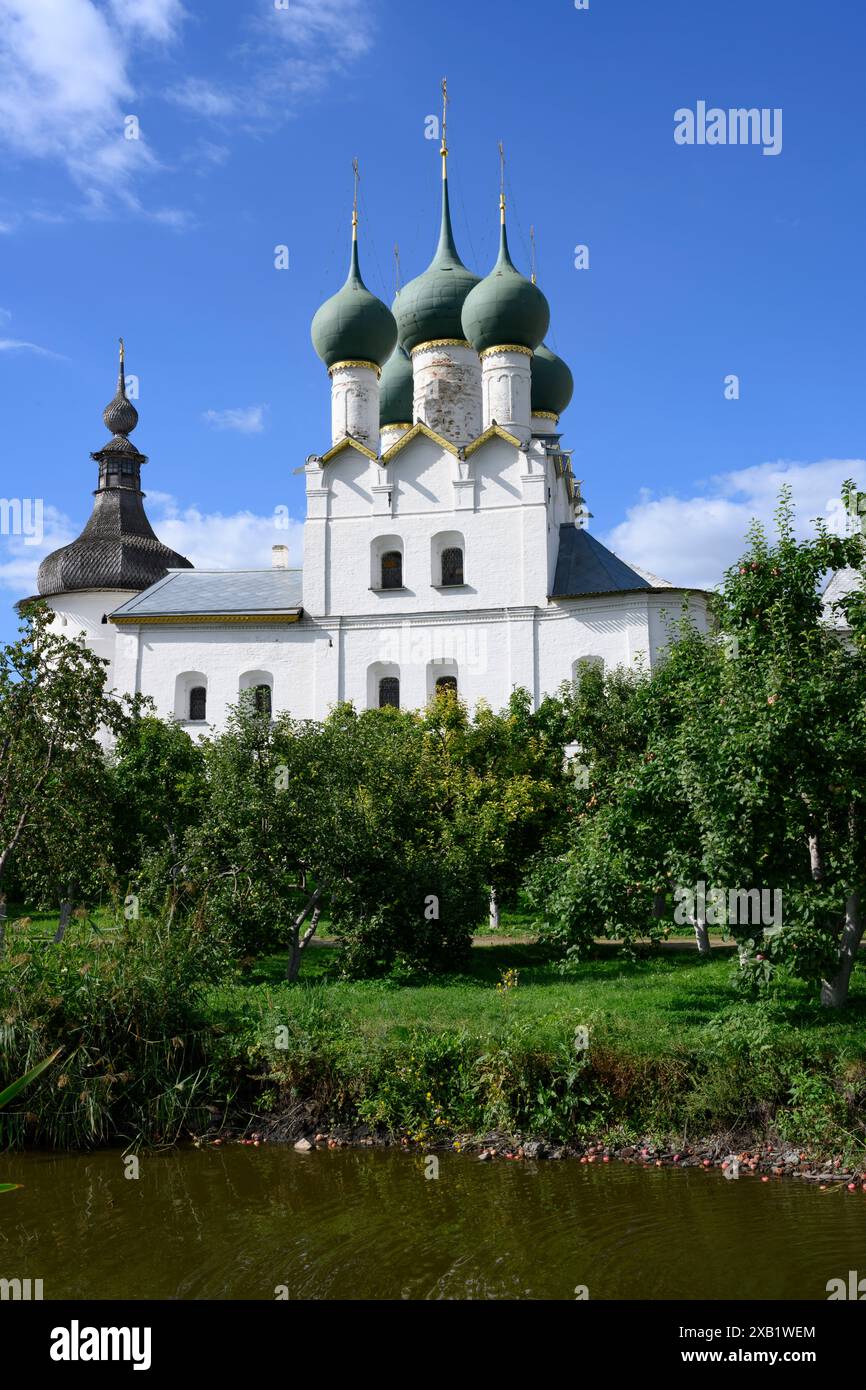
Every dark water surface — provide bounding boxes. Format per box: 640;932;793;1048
2;1147;865;1300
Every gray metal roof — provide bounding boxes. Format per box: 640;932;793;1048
551;525;660;597
111;568;303;618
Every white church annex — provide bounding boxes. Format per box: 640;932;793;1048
27;111;707;735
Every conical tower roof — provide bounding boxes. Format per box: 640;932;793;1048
392;85;479;352
311;175;398;371
462;166;549;354
37;341;193;597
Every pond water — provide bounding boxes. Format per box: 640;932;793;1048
2;1147;864;1300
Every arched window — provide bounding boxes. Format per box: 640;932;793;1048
379;676;400;709
573;655;604;687
441;546;464;586
435;675;458;697
381;550;403;589
431;530;466;589
189;686;207;722
254;683;272;716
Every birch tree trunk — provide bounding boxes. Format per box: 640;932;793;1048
488;888;500;932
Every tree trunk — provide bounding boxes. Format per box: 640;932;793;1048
286;887;322;982
690;912;711;956
488;888;500;932
53;895;73;944
821;891;863;1009
0;893;5;962
652;890;667;919
286;927;301;984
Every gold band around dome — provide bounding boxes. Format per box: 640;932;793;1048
410;338;472;355
532;410;560;421
328;360;381;378
479;344;533;359
381;422;412;431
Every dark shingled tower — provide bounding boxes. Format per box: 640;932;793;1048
37;340;192;598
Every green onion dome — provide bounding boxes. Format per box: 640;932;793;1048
531;342;574;418
379;344;414;426
392;171;480;352
311;226;397;371
461;212;550;355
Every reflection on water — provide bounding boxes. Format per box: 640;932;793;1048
1;1147;865;1300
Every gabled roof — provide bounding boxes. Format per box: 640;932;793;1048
380;421;459;463
320;436;378;464
463;423;521;458
111;568;303;623
551;525;666;598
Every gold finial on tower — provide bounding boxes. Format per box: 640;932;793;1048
394;243;402;296
351;157;359;238
498;140;506;224
529;224;537;285
440;77;448;177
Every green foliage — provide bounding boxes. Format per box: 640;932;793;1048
177;690;567;979
529;486;866;1007
0;604;135;906
0;910;228;1149
110;715;207;879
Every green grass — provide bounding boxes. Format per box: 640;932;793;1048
5;902;866;1157
215;944;866;1057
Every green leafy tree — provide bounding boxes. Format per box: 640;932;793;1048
110;713;208;880
0;605;131;921
674;488;866;1006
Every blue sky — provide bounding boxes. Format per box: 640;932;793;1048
1;0;865;643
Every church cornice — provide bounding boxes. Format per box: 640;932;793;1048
111;612;302;626
478;344;533;359
410;338;472;355
327;359;382;379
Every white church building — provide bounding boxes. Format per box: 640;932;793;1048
28;130;707;734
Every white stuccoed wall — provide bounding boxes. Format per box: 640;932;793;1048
44;413;708;734
43;589;138;688
480;347;533;436
411;343;482;444
329;362;380;452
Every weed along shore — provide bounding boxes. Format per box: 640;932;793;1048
6;906;864;1187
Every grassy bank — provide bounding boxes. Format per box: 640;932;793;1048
2;910;865;1164
207;944;866;1160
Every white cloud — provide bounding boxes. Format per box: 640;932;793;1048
107;0;185;42
169;78;237;119
0;0;375;223
0;504;76;597
603;459;866;591
0;337;65;358
165;0;376;124
0;0;183;219
145;494;303;570
1;494;304;601
202;405;267;434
